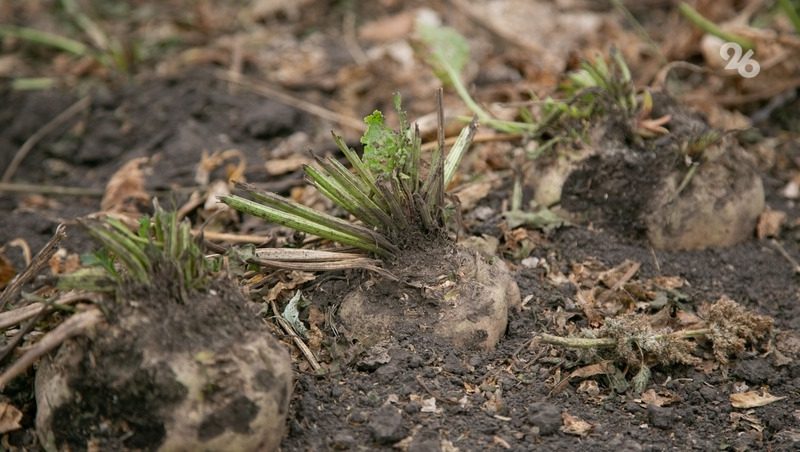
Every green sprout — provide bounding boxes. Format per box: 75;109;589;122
61;205;215;299
222;94;477;258
416;23;539;134
678;2;755;50
564;48;637;116
415;23;658;142
361;95;413;176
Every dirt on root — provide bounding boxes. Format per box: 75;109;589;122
560;94;708;239
334;237;519;352
40;275;268;450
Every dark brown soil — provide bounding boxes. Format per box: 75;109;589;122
281;222;800;451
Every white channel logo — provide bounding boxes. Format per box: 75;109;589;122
719;42;760;79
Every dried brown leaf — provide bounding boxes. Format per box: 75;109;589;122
0;249;16;290
195;149;246;186
756;208;786;239
576;379;600;397
640;389;680;407
47;248;81;276
264;155;312;176
265;271;316;302
553;361;611;393
0;401;22;434
730;412;764;432
453;179;493;211
598;260;640;289
358;11;414;42
100;157;150;214
730;390;785;409
649;276;686;290
560;412;593;437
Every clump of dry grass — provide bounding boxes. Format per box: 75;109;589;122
541;297;773;389
700;296;774;364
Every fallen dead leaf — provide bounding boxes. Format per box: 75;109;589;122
463;382;480;394
247;0;313;21
47;248;81;276
730;390;786;409
648;276;686;290
756;208;786;239
420;397;439;414
0;401;23;434
561;412;593;437
19;194;61;210
201;180;238;225
782;177;800;199
266;271;316;302
0;249;16;290
730;411;764;432
100;157;150;215
264;155;312;176
598;259;640;288
640;389;680;407
441;439;459;452
553;361;611;393
453;179;493;211
451;0;610;74
359;11;414;42
577;379;601;397
195;149;246;186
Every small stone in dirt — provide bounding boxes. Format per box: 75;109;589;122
698;386;718;403
404;401;421;414
468;355;483;368
375;363;400;378
606;433;643;451
349;410;368;424
300;393;319;420
368;405;406;445
330;432;356;450
647;404;679;430
472;206;495;221
733;431;763;451
408;355;424;368
442;353;464;374
624;401;644;413
356;343;392;371
732;359;771;385
521;257;540;268
526;402;561;436
408;429;440;452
